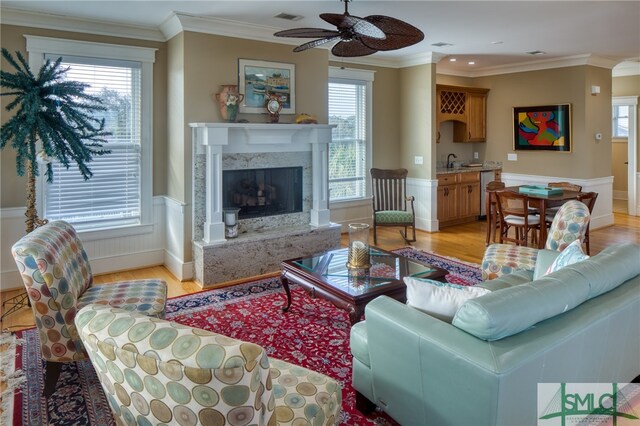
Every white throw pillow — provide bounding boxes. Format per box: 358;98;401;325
404;277;491;322
545;239;590;276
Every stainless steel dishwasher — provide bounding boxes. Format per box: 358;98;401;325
480;170;495;218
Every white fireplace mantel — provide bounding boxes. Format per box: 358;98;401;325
190;122;335;243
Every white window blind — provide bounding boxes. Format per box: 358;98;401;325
613;104;629;137
328;80;368;201
43;55;143;229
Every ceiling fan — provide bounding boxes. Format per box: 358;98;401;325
273;0;425;57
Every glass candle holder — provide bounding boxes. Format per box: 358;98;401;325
223;208;240;238
347;223;371;269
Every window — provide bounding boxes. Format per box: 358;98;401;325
328;67;374;202
27;36;155;232
613;105;629;138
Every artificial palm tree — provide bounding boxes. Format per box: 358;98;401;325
0;48;110;232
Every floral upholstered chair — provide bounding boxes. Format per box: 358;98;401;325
11;220;167;397
75;304;342;426
482;200;590;280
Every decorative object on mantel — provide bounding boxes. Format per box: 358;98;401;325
0;48;110;233
513;104;572;152
265;93;285;123
347;223;371;270
295;113;318;124
274;0;424;57
214;84;244;122
223;208;241;238
239;59;295;114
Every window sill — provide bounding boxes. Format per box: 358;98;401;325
330;197;372;209
76;223;154;242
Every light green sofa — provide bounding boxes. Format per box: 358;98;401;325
350;243;640;426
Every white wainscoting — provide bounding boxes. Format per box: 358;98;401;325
407;177;439;232
501;173;615;230
0;196;192;291
329;198;372;232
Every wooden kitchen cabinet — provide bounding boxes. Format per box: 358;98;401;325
437;171;481;227
437;85;489;143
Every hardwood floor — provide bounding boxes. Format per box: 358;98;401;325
2;212;638;332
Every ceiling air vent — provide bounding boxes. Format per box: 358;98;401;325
526;50;547;55
275;12;303;21
431;42;454;47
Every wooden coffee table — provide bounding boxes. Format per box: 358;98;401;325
280;247;448;325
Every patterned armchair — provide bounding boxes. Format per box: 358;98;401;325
75;304;342;426
11;220;167;397
482;200;590;280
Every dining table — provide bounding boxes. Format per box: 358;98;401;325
486;185;585;249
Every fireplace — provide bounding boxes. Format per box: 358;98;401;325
223;166;303;220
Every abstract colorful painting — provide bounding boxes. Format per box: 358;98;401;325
513;104;572;152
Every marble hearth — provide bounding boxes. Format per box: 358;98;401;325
191;123;341;287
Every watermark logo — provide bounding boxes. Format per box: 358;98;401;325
538;383;640;425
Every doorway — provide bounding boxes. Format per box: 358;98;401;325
612;96;638;216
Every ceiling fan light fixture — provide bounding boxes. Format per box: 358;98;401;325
273;0;424;57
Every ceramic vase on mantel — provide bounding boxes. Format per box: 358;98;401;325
214;85;244;123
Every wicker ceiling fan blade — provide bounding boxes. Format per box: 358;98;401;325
359;15;424;50
331;40;378;57
274;28;341;38
293;36;342;52
320;13;385;39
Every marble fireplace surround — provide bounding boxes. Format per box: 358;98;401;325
190;123;342;287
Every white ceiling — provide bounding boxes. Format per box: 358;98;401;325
2;1;639;75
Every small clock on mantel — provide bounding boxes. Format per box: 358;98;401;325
265;94;284;123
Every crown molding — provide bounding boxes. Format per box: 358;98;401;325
438;54;621;78
612;60;640;77
0;7;165;42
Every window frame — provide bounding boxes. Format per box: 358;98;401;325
612;104;630;140
26;35;156;238
328;66;374;205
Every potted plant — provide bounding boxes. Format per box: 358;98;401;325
0;48;110;232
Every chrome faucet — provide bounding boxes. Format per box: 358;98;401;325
447;153;458;169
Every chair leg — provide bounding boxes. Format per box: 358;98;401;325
43;361;63;397
373;224;377;244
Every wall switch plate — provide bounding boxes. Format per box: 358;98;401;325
508;153;518;161
473;152;479;159
414;156;423;165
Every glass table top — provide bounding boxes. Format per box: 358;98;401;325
293;248;436;296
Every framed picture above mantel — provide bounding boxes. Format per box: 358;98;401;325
238;59;295;114
513;104;572;152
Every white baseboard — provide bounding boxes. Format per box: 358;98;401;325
164;250;194;280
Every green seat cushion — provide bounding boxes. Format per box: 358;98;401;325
375;210;413;224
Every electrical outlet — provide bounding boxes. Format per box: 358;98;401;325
473;152;479;159
508;153;518;161
414;156;423;165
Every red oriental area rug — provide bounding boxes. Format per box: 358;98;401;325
5;249;482;425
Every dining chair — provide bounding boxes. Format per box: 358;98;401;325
495;190;541;246
485;180;506;245
544;181;584;227
370;168;416;244
576;192;598;254
11;220;168;397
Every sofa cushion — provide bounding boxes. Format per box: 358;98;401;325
405;277;491;322
478;269;533;292
544;240;589;276
568;243;640;299
452;267;590;341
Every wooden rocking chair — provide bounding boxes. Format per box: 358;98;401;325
371;168;416;244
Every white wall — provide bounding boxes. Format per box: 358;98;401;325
1;196;192;292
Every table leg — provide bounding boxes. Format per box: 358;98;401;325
281;273;292;313
538;200;547;249
485;195;492;245
349;305;365;325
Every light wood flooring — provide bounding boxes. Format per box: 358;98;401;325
2;213;639;332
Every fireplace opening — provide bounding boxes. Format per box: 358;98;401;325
223;167;303;220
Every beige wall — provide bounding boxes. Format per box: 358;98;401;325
400;63;436;179
329;61;402;170
474;65;612;179
0;24;168;208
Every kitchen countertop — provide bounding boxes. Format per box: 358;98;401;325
436;165;502;175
